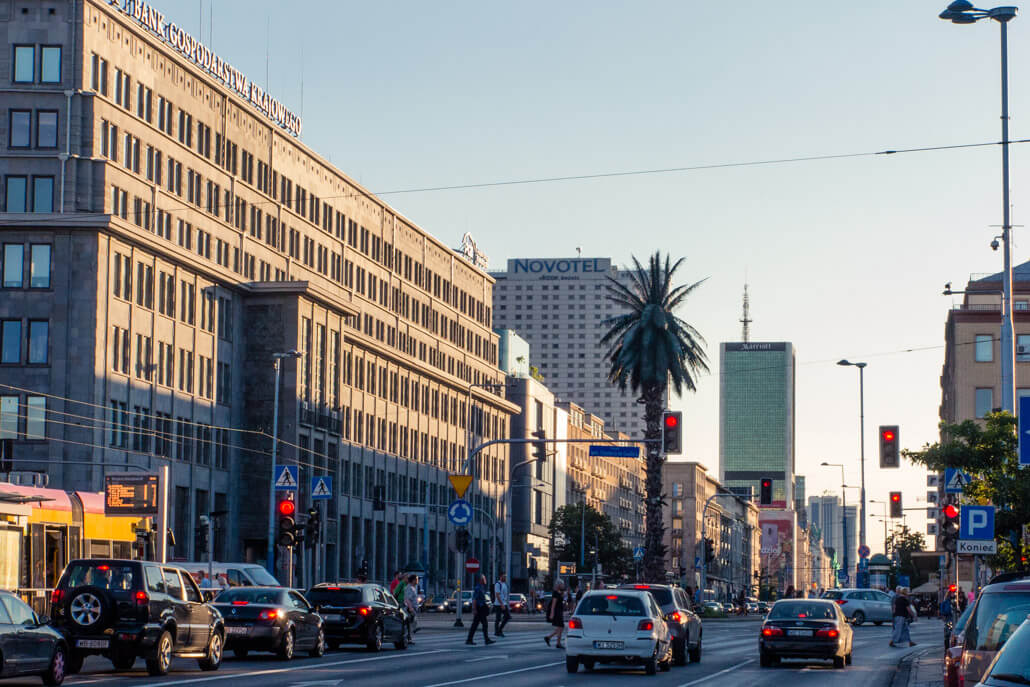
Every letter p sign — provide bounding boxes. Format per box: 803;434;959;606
960;505;995;541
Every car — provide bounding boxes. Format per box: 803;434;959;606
946;604;975;687
959;579;1030;685
565;589;674;675
49;559;224;676
759;599;853;669
821;588;893;626
304;583;410;651
509;593;528;613
755;602;771;614
442;590;490;613
971;617;1030;686
618;584;702;666
210;587;324;660
177;562;283;590
700;601;724;617
0;590;68;685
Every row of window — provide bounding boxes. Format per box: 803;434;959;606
12;44;61;85
0;319;48;364
0;395;46;440
2;244;51;289
3;175;54;213
106;401;228;468
8;109;58;149
973;332;1030;362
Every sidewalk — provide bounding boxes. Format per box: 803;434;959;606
906;651;944;687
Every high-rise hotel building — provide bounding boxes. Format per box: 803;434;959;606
0;0;517;584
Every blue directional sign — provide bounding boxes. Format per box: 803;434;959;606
944;468;973;494
311;476;333;500
633;547;645;561
960;505;995;541
589;445;640;459
837;570;848;583
274;465;298;491
448;499;473;527
898;575;911;588
1020;396;1030;465
856;571;869;589
858;558;869;571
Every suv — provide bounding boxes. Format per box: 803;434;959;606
960;578;1030;684
821;588;892;626
618;584;701;665
50;559;225;676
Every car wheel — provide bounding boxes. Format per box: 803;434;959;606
328;640;340;651
366;623;384;652
873;621;884;626
233;647;250;659
310;628;326;657
851;611;865;626
659;651;672;672
111;651;136;671
146;630;173;676
43;644;67;686
66;586;114;633
582;659;595;672
566;655;579;673
673;637;687;666
688;635;702;663
198;631;223;671
277;629;295;660
644;650;658;676
833;655;846;669
64;651;84;676
394;630;409;651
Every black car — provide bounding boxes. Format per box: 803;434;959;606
304;583;409;651
50;559;224;676
211;587;324;660
0;590;68;685
759;599;853;669
618;584;702;665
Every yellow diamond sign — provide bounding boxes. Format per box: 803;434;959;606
448;474;473;499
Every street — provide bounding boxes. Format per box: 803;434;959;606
2;617;940;687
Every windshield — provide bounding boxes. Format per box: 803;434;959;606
577;594;647;617
305;587;364;605
987;619;1030;682
769;602;835;620
967;593;1030;652
62;562;136;591
242;567;281;586
214;588;283;605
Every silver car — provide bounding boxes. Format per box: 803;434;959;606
822;589;893;626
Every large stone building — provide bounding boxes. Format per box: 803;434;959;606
0;0;518;587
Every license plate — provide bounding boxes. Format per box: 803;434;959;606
787;630;812;637
323;614;341;621
225;626;249;635
76;639;109;649
593;641;624;649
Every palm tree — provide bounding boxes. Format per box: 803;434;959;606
601;251;709;581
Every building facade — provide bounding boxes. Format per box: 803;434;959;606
807;494;857;580
0;0;517;588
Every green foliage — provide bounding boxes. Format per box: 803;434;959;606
886;524;927;586
549;503;633;579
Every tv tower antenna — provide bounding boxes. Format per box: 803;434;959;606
740;283;752;342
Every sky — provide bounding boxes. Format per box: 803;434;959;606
146;0;1030;554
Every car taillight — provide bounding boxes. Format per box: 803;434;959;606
50;589;64;605
834;599;847;605
569;617;583;630
357;606;371;616
135;591;149;606
637;620;654;631
668;612;682;623
232;600;249;605
762;626;784;637
816;628;839;638
258;609;280;620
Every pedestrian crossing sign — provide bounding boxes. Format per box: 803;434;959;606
311;476;332;500
944;468;972;494
274;465;298;490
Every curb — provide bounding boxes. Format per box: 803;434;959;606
891;648;928;687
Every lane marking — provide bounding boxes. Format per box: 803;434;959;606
419;660;564;687
464;656;498;663
676;658;755;687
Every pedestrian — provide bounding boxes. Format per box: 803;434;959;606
889;586;917;648
465;575;493;646
939;594;954;625
544;581;566;648
403;574;419;643
389;570;402;594
493;573;511;637
198;571;213;588
393;574;408;605
216;573;229;589
529;587;538;614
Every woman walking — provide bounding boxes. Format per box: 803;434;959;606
544;581;566;648
889;586;917;648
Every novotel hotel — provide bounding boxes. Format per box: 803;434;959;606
0;0;517;586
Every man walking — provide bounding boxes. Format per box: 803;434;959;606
889;586;917;648
493;574;511;637
466;575;494;646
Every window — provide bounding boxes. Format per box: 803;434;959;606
27;321;48;363
25;396;45;439
5;176;27;212
36;111;57;148
29;245;50;288
0;396;17;438
975;387;994;418
13;46;34;83
40;47;61;83
32;177;54;212
1019;334;1030;362
975;334;994;362
3;245;23;287
1;320;20;363
9;111;30;147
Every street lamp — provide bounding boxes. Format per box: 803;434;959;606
266;349;303;577
939;1;1018;413
837;359;868;557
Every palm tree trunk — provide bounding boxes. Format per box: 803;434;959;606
641;383;667;582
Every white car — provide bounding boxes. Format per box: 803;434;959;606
565;589;674;675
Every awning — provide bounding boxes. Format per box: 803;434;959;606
911;581;938;594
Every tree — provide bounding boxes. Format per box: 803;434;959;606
885;524;927;587
600;252;709;581
549;503;633;580
904;412;1030;571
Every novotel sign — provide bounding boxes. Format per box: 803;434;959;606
508;258;611;275
111;0;302;138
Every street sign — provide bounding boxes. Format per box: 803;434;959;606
1020;395;1030;465
274;465;299;490
958;540;998;554
944;468;972;494
589;445;640;459
448;474;473;498
960;505;996;541
898;575;911;588
633;547;645;561
310;476;332;499
858;558;869;571
465;557;480;573
858;544;871;559
837;570;848;582
104;473;159;516
558;562;577;575
448;499;473;526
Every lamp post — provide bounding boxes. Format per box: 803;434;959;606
266;349;302;577
939;1;1018;413
837;360;868;556
504;457;545;586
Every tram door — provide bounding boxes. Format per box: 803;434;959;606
27;523;80;589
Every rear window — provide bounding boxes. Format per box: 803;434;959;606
986;619;1030;681
305;588;364;605
62;562;137;591
215;588;284;605
967;592;1030;652
823;591;844;600
578;594;647;617
626;587;672;605
769;602;835;620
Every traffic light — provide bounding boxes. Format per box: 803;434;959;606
759;478;773;506
879;426;900;469
357;559;369;580
703;538;715;563
455;527;470;553
889;491;902;518
373;484;386;511
305;507;320;545
948;584;957;593
277;497;297;547
940;500;960;553
531;429;547;462
662;411;682;456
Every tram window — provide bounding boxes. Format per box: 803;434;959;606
145;565;165;594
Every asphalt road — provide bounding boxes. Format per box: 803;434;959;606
1;615;942;687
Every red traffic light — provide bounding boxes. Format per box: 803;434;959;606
761;479;772;487
943;504;959;519
882;430;895;442
948;584;957;593
277;499;296;516
890;493;900;502
664;414;679;429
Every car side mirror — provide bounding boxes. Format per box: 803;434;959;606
38;614;50;625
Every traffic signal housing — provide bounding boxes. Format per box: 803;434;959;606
277;497;297;547
704;538;715;563
879;425;900;469
662;411;682;456
889;491;902;518
455;528;470;553
759;478;773;506
305;507;320;545
940;500;960;553
531;429;547;462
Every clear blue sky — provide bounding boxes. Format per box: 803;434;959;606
150;0;1030;552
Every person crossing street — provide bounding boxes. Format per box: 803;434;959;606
493;574;511;637
465;575;494;646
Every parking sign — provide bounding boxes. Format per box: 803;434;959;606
960;505;995;541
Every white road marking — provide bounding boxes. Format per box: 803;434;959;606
676;658;755;687
420;660;564;687
463;656;499;663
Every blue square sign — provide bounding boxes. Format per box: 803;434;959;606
1020;395;1030;466
960;505;995;541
